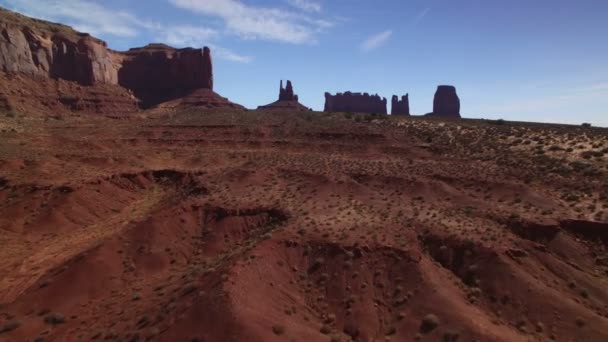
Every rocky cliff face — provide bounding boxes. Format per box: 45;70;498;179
0;24;52;76
119;44;213;107
429;85;460;118
0;7;232;112
0;13;136;115
258;80;309;111
324;92;387;114
0;23;119;86
391;94;410;116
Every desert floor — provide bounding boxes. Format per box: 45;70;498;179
0;110;607;341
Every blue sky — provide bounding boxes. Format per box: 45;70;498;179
2;0;607;126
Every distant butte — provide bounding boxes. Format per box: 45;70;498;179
257;80;309;111
391;94;410;116
119;44;215;107
324;92;387;114
426;85;461;118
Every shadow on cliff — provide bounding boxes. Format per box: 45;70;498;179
118;51;208;109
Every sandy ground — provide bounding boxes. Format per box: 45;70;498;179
0;109;607;341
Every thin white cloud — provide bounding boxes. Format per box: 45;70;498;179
212;45;253;63
413;7;431;26
360;30;392;52
287;0;321;13
499;84;608;113
468;82;608;126
574;82;608;93
168;0;332;44
161;25;220;46
159;25;252;63
1;0;159;37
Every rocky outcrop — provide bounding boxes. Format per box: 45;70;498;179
0;24;53;76
0;7;239;112
279;80;298;102
118;44;214;107
561;220;608;245
258;80;309;111
391;94;410;116
0;23;119;86
427;85;460;118
324;92;387;114
0;9;136;115
155;88;245;112
0;72;139;115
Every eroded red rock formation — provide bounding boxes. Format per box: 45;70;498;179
119;44;214;107
391;94;410;116
258;80;309;111
278;80;298;102
324;92;387;114
428;85;461;118
0;7;240;112
0;11;120;86
155;88;246;112
0;72;139;115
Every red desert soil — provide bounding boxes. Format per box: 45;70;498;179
0;110;607;341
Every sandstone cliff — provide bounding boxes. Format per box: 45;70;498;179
0;7;239;113
0;8;119;85
119;44;214;107
0;9;137;115
324;92;387;114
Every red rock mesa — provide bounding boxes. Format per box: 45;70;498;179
324;92;387;114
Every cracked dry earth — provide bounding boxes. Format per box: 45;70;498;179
0;110;607;341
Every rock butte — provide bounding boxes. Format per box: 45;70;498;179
324;92;387;114
0;7;242;114
119;44;215;108
426;85;461;118
257;80;309;111
391;94;410;116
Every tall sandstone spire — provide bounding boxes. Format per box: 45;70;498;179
258;80;307;110
279;80;296;101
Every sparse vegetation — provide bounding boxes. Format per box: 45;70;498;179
420;314;439;333
271;324;285;335
44;312;66;325
0;321;20;334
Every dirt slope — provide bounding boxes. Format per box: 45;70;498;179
0;110;607;341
